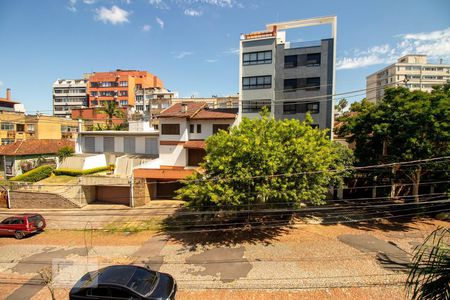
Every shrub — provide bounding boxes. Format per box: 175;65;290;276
57;146;74;161
53;166;109;176
10;165;54;182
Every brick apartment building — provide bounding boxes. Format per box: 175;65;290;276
87;69;164;108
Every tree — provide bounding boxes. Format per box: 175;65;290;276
334;98;348;116
336;85;450;202
57;146;74;162
39;266;56;300
406;227;449;300
176;110;353;210
96;101;125;129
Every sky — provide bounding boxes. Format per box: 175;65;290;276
0;0;449;114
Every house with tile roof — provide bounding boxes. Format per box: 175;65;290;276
133;102;237;201
0;139;74;178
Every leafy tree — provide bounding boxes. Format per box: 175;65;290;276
336;85;450;202
406;227;449;300
96;101;125;129
177;110;353;210
57;146;74;162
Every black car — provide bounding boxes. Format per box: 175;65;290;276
69;265;177;300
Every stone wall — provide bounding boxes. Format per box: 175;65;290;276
133;177;150;207
9;191;80;209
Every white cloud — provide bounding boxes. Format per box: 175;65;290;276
83;0;95;4
156;17;164;29
142;24;151;31
174;51;193;59
337;27;450;70
95;6;130;25
184;8;202;16
149;0;169;9
0;81;3;87
223;47;239;55
199;0;233;7
67;0;77;12
205;59;218;63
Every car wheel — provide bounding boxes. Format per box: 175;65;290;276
14;231;25;239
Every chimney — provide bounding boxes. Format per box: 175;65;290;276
181;103;188;113
6;88;11;101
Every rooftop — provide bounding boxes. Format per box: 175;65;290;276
0;139;74;156
159;102;237;120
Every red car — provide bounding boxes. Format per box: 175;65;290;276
0;214;46;239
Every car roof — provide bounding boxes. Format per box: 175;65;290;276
95;265;144;287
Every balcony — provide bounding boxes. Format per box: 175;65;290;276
285;40;321;49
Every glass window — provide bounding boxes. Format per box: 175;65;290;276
242;100;271;113
27;124;35;132
284;55;297;68
161;124;180;135
1;122;14;131
213;124;229;134
242;76;271;89
189;124;194;133
306;53;321;66
127;268;158;296
16;124;25;132
197;124;201;133
243;51;272;65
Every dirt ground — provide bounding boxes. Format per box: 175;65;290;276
0;217;448;300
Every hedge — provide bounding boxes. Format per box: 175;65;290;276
53;166;110;176
10;165;54;182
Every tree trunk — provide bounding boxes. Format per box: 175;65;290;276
412;166;422;203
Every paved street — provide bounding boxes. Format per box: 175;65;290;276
0;217;447;299
0;201;182;230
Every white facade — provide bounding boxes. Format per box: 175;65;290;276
53;79;88;117
158;116;237;167
366;55;450;102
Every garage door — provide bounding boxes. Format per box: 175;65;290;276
155;181;184;199
96;186;130;205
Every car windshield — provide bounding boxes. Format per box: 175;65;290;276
126;268;158;295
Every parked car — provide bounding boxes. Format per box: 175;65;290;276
0;214;46;239
69;265;177;300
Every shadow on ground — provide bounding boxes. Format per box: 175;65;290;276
160;209;293;250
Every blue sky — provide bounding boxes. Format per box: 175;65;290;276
0;0;449;113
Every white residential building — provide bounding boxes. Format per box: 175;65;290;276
53;79;88;117
366;55;450;102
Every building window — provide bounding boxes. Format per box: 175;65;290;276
1;122;14;131
119;100;128;106
124;137;136;154
145;138;158;154
283;102;320;114
284;77;320;91
120;91;128;96
306;53;321;66
242;76;272;90
16;124;25;132
135;84;142;90
242;100;271;113
243;50;272;65
84;136;95;153
1;138;15;145
197;124;201;133
119;81;128;87
189;124;194;133
212;124;229;134
284;55;297;68
91;100;98;106
91;91;98;96
27;124;35;133
161;124;180;135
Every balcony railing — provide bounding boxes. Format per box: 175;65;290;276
285;40;322;49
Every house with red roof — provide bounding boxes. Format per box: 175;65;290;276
0;139;74;178
133;102;237;200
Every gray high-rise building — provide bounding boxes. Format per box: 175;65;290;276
239;16;337;132
53;79;88;117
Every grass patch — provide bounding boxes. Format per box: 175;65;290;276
38;175;78;184
103;217;165;233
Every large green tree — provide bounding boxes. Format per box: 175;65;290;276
177;111;353;210
336;84;450;201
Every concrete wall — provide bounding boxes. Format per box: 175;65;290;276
159;144;186;167
83;154;108;170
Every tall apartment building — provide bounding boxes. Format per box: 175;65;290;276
87;69;163;108
366;55;450;102
239;16;336;131
53;79;88;117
